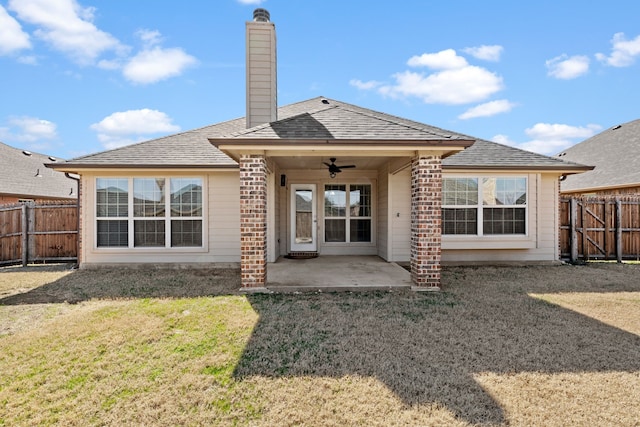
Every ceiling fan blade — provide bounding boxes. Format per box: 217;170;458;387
338;165;356;169
323;162;332;167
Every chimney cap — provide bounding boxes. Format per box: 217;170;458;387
253;8;270;22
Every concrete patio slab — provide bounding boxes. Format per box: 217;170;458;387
266;255;411;292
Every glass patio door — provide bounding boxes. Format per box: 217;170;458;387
290;184;317;252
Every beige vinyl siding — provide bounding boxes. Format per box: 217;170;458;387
80;171;240;267
208;172;241;262
245;22;277;128
390;168;411;262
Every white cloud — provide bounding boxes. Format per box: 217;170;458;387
596;32;640;67
458;99;515;119
8;0;125;65
525;123;601;140
379;66;503;105
493;123;602;155
546;54;589;79
463;45;503;61
0;5;31;55
0;116;57;145
407;49;468;69
349;79;382;90
123;46;197;84
90;109;180;149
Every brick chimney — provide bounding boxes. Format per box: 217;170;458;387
246;8;277;129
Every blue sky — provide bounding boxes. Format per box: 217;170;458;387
1;0;639;160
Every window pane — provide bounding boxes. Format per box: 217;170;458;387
482;178;526;206
442;208;477;235
134;220;165;247
443;178;478;205
171;220;202;247
324;185;346;217
483;207;526;235
171;178;203;217
96;178;128;217
325;219;345;242
133;178;166;217
350;185;371;217
350;219;371;242
97;220;128;247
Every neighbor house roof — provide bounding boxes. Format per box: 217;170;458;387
51;97;590;173
558;118;640;193
0;141;77;200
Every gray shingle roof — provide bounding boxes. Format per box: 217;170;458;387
443;138;590;171
55;96;589;172
0;141;76;200
558;118;640;192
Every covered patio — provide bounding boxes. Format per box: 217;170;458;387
265;255;412;292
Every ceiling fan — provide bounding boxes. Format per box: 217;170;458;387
324;157;356;178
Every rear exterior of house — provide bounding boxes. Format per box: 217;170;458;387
50;9;590;290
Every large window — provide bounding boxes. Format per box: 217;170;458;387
96;177;203;248
324;184;372;243
442;177;527;236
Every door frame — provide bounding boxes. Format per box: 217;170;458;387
290;183;317;252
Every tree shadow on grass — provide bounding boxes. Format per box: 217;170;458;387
0;267;241;305
234;264;640;425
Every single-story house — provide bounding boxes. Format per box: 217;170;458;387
49;9;591;290
0;141;77;204
558;118;640;195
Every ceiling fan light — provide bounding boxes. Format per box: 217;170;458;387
329;171;337;179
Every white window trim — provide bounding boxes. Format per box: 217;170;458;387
94;176;207;252
442;175;529;238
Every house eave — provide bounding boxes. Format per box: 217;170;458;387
210;138;475;162
46;163;239;174
443;164;595;173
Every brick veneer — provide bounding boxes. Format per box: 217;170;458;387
239;154;267;288
410;155;442;289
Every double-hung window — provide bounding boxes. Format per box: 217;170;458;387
96;177;203;248
442;177;527;236
324;184;372;243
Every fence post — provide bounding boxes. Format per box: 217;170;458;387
570;197;578;262
616;198;622;263
21;204;28;267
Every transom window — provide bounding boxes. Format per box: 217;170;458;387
443;177;527;236
324;184;372;243
96;177;203;248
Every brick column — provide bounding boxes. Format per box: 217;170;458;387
239;154;267;289
410;155;442;289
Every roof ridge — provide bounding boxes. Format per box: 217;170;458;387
227;104;340;137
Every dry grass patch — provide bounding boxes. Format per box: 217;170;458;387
531;292;640;335
1;262;640;426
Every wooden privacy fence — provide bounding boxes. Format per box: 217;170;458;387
0;201;78;266
560;196;640;262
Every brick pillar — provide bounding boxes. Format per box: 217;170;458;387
410;155;442;289
239;154;267;289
